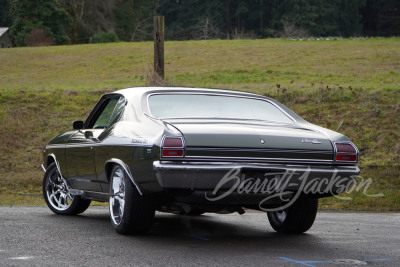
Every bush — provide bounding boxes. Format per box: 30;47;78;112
24;28;53;46
90;31;119;43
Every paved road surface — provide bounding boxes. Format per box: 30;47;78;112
0;206;399;266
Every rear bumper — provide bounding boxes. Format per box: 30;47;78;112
153;161;360;200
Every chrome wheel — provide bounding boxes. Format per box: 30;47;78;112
43;163;91;215
108;164;155;235
110;166;126;226
46;167;74;211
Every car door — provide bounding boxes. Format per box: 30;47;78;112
65;96;121;191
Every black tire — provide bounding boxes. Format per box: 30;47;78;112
109;165;155;235
186;207;205;216
267;197;318;234
43;163;91;215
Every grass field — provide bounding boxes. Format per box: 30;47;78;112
1;38;399;92
0;38;399;210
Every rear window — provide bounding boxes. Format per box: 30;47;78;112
148;94;293;124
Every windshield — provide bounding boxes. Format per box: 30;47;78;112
148;94;293;124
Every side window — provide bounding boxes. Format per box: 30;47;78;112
92;98;119;128
85;95;126;129
85;98;118;129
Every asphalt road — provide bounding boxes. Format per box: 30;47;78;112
0;206;399;267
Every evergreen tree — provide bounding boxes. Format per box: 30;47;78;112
0;0;13;26
376;0;400;36
10;0;71;46
337;0;365;37
4;0;398;45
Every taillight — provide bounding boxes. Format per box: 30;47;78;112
161;136;184;158
334;142;358;163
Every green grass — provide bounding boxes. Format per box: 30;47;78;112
0;38;399;209
1;38;399;92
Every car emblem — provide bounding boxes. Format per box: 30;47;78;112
302;138;322;144
260;139;265;144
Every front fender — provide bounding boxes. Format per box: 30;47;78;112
43;153;65;178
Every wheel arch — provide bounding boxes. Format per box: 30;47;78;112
105;159;143;195
44;154;64;178
45;154;56;168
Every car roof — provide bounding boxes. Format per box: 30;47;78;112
113;86;264;99
108;86;306;124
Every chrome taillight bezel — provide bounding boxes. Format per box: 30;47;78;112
161;136;185;158
333;141;358;163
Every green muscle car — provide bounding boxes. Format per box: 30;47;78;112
42;87;359;235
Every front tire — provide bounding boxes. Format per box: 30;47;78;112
109;165;155;235
43;163;91;215
267;197;318;234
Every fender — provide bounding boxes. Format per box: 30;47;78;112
42;153;64;179
42;153;79;195
105;158;143;195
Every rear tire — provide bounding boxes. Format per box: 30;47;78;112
267;197;318;234
186;207;205;216
109;165;155;235
43;163;91;215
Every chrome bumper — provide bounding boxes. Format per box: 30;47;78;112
153;161;360;196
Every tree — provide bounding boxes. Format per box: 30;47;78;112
0;0;13;26
337;0;366;37
192;16;222;40
158;0;225;40
6;0;398;45
265;0;365;37
114;0;164;41
59;0;117;43
58;0;86;44
376;0;400;36
10;0;71;46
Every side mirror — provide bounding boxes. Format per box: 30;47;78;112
73;120;84;130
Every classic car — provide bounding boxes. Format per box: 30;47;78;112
42;87;359;235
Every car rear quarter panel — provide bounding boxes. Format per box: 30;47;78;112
93;118;171;194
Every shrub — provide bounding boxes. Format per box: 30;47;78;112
24;28;53;46
90;31;119;43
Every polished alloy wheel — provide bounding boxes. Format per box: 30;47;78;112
46;167;74;211
110;167;126;226
108;165;155;235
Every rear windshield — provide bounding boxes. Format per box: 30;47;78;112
148;94;293;123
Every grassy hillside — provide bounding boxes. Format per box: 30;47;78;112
1;38;399;92
0;38;399;209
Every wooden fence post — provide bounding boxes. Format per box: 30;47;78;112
154;16;165;79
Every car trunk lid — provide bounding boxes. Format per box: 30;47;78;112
164;119;334;162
